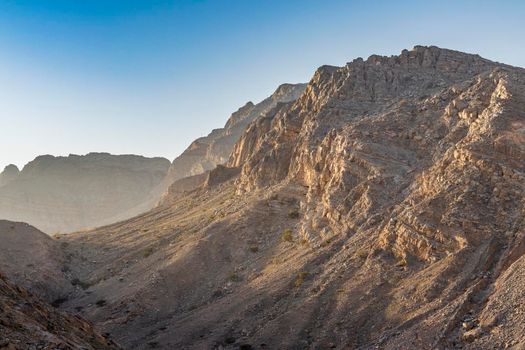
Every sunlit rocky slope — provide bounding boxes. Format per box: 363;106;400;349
1;46;524;349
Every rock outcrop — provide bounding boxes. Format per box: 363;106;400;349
164;83;306;184
0;153;170;233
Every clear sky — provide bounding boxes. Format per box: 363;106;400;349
1;0;524;170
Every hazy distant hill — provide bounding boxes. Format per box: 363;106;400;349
0;153;170;233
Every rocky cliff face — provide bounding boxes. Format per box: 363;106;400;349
165;83;306;184
0;153;170;233
224;45;525;347
231;46;520;245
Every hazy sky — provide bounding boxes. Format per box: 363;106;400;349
1;0;524;170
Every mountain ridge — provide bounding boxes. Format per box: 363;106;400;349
0;45;524;349
164;82;307;184
0;153;171;233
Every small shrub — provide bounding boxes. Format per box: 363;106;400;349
95;299;107;307
147;341;160;348
143;247;155;258
51;297;68;308
397;258;408;267
295;271;310;287
71;278;91;290
281;229;294;243
357;249;368;260
320;239;332;248
288;208;300;219
228;272;241;282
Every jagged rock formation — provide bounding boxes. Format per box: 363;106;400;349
227;45;525;348
0;46;524;349
165;83;306;184
0;153;170;233
0;164;19;187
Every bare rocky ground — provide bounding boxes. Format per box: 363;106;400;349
0;46;524;349
0;271;120;349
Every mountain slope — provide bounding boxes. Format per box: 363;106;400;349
0;271;120;349
0;153;170;233
1;46;524;349
164;83;306;184
0;220;72;302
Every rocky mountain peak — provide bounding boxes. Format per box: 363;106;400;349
224;101;256;129
229;45;525;270
164;82;307;185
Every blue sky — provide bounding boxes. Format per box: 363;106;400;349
1;0;524;170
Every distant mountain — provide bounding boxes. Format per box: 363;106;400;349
164;83;306;184
0;153;170;233
0;164;20;187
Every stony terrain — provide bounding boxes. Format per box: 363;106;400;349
0;153;170;234
0;46;524;349
0;221;120;349
0;220;72;302
0;271;120;349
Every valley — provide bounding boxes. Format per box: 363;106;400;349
0;46;524;349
